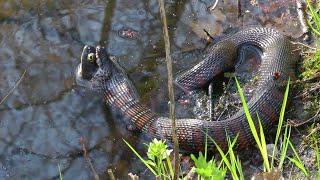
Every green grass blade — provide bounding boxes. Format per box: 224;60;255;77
288;140;309;177
206;132;240;180
235;78;274;172
235;78;262;150
236;156;245;180
227;137;237;174
306;0;320;35
165;151;174;178
307;0;320;26
311;127;320;173
278;124;291;169
227;135;245;180
287;157;308;177
257;114;270;171
160;161;166;179
307;20;320;36
123;139;157;175
272;79;290;167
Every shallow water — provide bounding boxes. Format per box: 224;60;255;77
0;0;303;179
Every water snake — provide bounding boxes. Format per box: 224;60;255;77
76;27;299;152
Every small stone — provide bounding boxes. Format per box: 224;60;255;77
266;144;279;158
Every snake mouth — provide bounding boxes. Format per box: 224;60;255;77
75;63;90;88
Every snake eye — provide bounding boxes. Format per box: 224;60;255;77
87;53;95;63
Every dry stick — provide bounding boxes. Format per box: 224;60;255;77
79;137;100;180
209;0;219;12
108;169;116;180
157;0;180;179
128;172;139;180
0;70;27;105
291;41;316;50
296;0;310;39
289;108;320;127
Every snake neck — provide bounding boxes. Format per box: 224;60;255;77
102;73;158;131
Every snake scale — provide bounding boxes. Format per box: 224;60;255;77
76;27;299;152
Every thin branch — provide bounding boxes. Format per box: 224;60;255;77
79;137;100;180
157;0;180;179
0;70;27;105
237;0;242;18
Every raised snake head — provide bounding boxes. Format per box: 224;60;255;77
76;45;115;91
76;45;138;101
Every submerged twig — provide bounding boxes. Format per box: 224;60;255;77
79;137;100;180
157;0;180;179
237;0;242;18
0;69;26;105
203;29;215;41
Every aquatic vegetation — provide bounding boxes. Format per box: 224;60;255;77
235;78;291;172
190;152;226;180
124;138;174;179
207;135;244;180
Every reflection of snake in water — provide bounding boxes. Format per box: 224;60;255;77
76;27;299;152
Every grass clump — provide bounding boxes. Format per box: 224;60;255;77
235;78;298;172
301;49;320;79
124;138;174;179
190;152;226;180
306;0;320;36
301;0;320;115
303;0;320;80
208;135;244;180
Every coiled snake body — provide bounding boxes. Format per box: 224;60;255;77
76;27;299;152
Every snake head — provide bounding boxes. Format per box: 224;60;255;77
76;45;113;91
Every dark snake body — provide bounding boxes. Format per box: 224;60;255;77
77;27;299;152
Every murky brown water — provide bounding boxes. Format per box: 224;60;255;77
0;0;303;179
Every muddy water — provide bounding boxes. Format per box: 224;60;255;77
0;0;302;179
